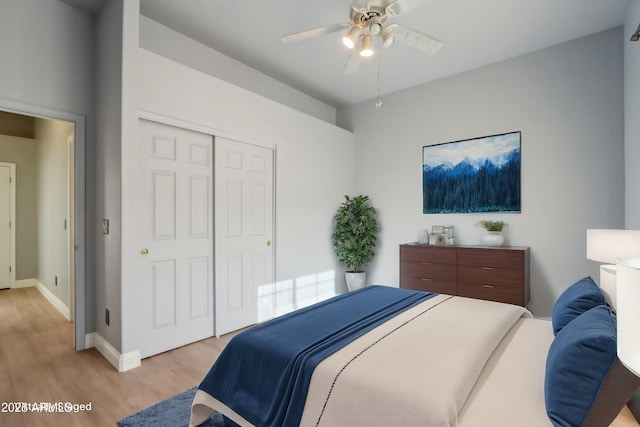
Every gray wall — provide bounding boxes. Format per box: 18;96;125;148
95;0;124;350
625;1;640;229
0;0;96;335
337;28;625;317
34;118;73;307
0;135;38;280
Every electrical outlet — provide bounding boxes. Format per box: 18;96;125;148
105;309;110;326
102;219;110;235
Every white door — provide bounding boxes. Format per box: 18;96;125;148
0;163;15;290
137;120;214;358
215;137;274;336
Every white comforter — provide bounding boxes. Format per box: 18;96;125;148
300;294;531;427
191;294;531;427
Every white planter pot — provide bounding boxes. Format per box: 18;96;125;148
345;271;366;291
483;231;504;247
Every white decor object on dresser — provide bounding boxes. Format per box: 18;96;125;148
483;231;504;247
478;220;507;247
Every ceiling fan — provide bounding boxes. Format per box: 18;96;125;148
281;0;444;74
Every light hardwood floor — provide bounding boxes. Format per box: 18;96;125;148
0;287;234;427
0;287;638;427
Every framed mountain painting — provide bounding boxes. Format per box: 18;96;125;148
422;131;521;214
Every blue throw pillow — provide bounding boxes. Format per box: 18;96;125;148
544;305;617;427
551;276;605;335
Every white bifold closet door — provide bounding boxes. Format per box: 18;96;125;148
136;119;214;358
214;136;274;336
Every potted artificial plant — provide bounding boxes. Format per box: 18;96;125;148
478;220;507;246
331;195;379;291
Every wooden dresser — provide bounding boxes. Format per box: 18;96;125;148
399;243;530;307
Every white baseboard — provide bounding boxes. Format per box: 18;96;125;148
85;332;96;348
13;278;38;289
19;279;142;373
87;332;141;372
34;280;70;321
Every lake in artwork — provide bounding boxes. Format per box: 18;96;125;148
422;131;521;214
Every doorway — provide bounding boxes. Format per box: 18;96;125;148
0;100;86;350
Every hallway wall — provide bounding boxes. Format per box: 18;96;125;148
0;134;38;280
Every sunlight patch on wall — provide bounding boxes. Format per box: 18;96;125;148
256;270;337;322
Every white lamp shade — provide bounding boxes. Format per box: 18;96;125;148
616;257;640;377
586;229;640;263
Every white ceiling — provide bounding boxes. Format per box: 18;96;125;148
65;0;630;108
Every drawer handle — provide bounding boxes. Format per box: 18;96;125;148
482;284;494;288
421;278;432;282
421;262;432;265
482;267;494;270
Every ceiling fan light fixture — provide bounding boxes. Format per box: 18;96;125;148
342;26;361;49
368;17;383;36
360;34;374;57
381;27;394;48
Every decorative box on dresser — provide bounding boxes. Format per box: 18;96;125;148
399;243;530;307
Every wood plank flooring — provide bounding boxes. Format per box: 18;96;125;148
0;287;234;427
0;287;638;427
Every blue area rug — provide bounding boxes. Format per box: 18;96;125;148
117;387;226;427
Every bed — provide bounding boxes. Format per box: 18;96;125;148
189;281;640;427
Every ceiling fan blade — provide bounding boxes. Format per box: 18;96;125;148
344;48;361;74
281;23;351;44
385;0;431;16
387;24;443;55
351;0;370;13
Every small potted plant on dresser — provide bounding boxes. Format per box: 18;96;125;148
331;195;379;291
478;220;507;247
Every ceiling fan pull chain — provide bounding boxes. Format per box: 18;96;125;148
376;36;383;109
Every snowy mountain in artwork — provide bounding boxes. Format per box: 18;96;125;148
422;136;521;214
423;148;520;176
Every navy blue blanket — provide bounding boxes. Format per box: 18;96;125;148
198;285;435;427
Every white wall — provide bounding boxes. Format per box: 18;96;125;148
116;46;354;352
337;28;625;317
625;1;640;228
138;16;337;126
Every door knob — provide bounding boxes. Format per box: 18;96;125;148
140;248;149;256
267;240;271;247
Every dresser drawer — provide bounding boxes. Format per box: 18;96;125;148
458;248;524;270
457;281;524;306
401;260;457;281
400;245;457;264
399;276;457;295
457;265;523;289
